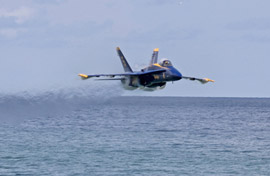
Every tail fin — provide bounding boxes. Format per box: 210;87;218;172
116;47;133;73
150;48;159;65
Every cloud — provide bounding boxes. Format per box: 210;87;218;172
225;18;270;43
0;28;27;38
226;18;270;31
0;28;18;38
0;6;32;38
0;6;35;24
241;33;270;43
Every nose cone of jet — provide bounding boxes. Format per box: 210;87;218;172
171;68;182;81
172;74;182;81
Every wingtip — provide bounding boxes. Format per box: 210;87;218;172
203;78;215;83
78;74;89;80
154;48;159;52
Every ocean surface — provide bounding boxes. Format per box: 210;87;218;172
0;94;269;175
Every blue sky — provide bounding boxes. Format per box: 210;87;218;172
0;0;270;97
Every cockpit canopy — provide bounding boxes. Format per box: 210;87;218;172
159;59;173;67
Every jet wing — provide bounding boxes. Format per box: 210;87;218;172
182;76;215;84
78;69;166;80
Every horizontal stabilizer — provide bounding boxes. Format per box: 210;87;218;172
182;76;215;84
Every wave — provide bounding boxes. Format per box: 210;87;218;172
0;82;123;124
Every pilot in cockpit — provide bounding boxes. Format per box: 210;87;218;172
159;59;172;67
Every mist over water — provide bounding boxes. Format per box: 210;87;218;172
0;82;123;124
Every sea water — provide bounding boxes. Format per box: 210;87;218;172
0;96;269;175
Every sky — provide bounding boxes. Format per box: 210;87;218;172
0;0;270;97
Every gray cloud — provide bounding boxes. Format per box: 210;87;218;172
240;33;270;43
226;18;270;31
0;6;35;24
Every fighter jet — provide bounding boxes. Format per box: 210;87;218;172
78;47;214;91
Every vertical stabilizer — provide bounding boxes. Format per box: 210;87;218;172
116;47;133;73
150;48;159;65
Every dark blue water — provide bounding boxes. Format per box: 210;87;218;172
0;95;270;175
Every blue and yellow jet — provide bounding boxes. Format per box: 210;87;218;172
79;47;214;91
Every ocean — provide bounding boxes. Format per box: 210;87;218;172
0;94;269;175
